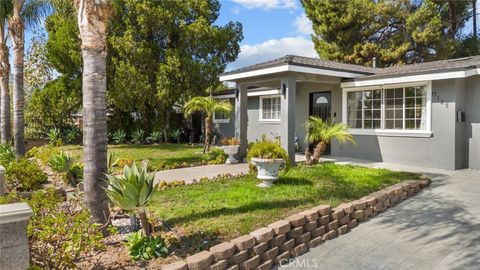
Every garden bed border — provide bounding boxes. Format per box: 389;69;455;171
161;177;431;270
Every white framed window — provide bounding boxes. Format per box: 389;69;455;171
342;82;432;137
213;99;231;123
259;95;281;122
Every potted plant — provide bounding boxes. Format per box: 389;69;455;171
247;137;290;188
220;137;241;164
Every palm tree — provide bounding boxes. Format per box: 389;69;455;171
305;116;355;165
8;0;49;155
0;1;12;144
75;0;113;225
184;96;233;153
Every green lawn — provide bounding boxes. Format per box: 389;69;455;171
40;143;224;170
150;163;419;253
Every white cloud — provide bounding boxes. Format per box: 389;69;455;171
232;0;296;10
231;6;240;14
294;13;313;35
228;36;317;70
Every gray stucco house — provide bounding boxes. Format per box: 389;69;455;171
215;55;480;170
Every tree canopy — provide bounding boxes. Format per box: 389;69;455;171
302;0;479;66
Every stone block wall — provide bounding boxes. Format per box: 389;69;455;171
162;179;430;270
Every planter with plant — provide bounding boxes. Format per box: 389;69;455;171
247;137;290;188
220;137;240;164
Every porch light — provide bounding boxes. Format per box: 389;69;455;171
235;88;239;99
282;83;287;97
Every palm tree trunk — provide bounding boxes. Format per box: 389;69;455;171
204;116;212;153
8;16;25;155
76;0;113;225
312;141;327;163
0;27;10;143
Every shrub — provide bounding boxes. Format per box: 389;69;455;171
131;129;145;144
117;158;133;168
220;137;240;146
112;129;127;144
170;129;182;144
64;125;81;144
5;158;48;191
48;152;83;186
0;142;16;167
106;163;156;236
125;231;168;261
47;128;63;145
146;131;162;144
0;189;105;269
247;137;290;171
27;146;60;165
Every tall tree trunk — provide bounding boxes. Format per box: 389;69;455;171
76;0;113;225
0;26;10;143
8;16;25;155
204;115;212;153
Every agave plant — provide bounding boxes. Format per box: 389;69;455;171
125;231;168;261
106;163;156;236
0;142;15;167
48;152;83;186
170;129;182;144
65;126;81;144
47;128;62;145
146;131;162;144
107;153;119;174
131;129;145;145
112;130;127;144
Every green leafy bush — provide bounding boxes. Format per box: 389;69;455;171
0;142;16;167
106;163;155;236
131;129;145;144
112;129;127;144
5;158;48;191
64;125;81;144
27;146;60;165
247;137;290;171
146;131;162;144
0;189;105;269
170;129;182;143
48;152;83;186
125;231;168;261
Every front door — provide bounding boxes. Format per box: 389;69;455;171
309;92;332;155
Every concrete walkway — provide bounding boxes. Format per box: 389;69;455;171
278;169;480;270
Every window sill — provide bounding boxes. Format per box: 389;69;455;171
259;119;281;124
349;129;433;138
213;119;230;124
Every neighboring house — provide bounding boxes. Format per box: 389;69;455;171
216;55;480;170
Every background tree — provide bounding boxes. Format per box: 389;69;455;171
24;32;53;94
75;0;113;225
184;96;232;153
0;1;12;143
302;0;478;66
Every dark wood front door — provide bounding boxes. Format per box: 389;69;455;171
309;92;332;155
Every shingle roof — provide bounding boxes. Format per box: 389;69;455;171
222;55;378;76
222;55;480;79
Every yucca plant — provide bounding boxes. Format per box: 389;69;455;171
0;142;15;167
146;131;162;144
47;128;62;145
65;126;81;144
305;116;355;164
48;152;83;186
131;129;145;145
106;163;156;236
112;130;127;144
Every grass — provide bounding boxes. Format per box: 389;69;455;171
149;162;420;252
35;143;225;171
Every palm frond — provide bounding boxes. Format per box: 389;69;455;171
305;116;355;145
20;0;52;28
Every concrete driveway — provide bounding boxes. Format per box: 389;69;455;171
279;169;480;270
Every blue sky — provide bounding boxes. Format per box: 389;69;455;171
215;0;317;71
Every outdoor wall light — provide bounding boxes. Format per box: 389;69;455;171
235;88;239;99
282;83;287;97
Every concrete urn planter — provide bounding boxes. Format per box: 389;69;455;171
251;157;285;188
221;145;240;164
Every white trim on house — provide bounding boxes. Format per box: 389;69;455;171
341;68;480;88
342;81;432;138
219;64;367;81
259;95;281;123
212;89;282;100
